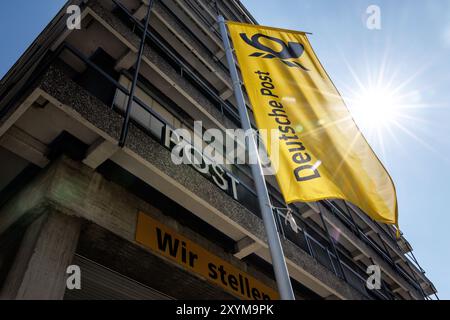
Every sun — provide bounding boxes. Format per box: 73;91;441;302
342;78;433;164
349;85;402;131
335;47;443;166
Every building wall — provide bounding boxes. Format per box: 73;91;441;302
0;0;436;300
0;155;318;299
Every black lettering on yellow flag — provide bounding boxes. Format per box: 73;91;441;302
227;21;398;230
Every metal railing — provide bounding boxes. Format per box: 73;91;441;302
275;209;393;300
11;37;418;300
0;0;432;300
56;40;394;299
323;201;427;297
159;0;229;74
112;0;244;126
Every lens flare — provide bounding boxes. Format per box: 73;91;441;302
350;86;401;130
332;46;446;166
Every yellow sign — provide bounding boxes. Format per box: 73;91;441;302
227;21;398;230
136;212;279;300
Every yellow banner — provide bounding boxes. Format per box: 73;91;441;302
227;21;398;228
136;212;279;300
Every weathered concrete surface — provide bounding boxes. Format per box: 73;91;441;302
0;0;428;301
151;0;231;88
4;1;369;298
88;0;238;131
0;211;80;300
321;207;422;299
1;84;365;300
0;156;280;299
28;48;368;298
75;221;236;300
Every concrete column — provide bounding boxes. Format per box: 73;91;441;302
0;212;81;300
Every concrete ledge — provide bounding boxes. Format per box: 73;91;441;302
321;208;423;299
20;50;367;299
0;156;278;297
0;210;81;300
87;0;238;132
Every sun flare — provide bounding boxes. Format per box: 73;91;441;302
339;60;438;165
349;86;402;131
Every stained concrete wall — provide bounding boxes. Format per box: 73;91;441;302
0;0;367;300
0;156;281;299
33;61;365;299
0;211;80;300
89;0;238;131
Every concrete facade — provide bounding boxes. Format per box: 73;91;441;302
0;153;365;299
0;0;436;300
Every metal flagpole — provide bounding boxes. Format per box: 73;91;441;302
217;15;295;300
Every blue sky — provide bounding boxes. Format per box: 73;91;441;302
243;0;450;299
0;0;448;299
0;0;67;77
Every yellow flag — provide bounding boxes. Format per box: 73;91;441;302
227;21;398;230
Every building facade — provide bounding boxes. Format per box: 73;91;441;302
0;0;437;300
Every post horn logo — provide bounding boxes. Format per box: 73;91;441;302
240;33;309;71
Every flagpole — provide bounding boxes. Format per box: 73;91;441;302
217;15;295;300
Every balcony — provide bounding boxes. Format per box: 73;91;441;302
22;39;402;299
0;0;435;300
